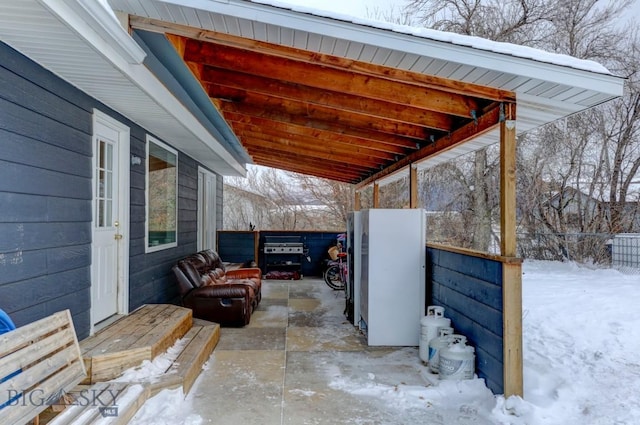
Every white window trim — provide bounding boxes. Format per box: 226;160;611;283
145;135;178;253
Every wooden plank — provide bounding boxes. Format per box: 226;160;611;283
184;40;479;118
4;359;85;425
248;149;370;175
89;347;150;384
217;93;432;140
240;136;389;170
134;18;514;102
373;183;380;208
148;307;193;358
356;103;504;189
81;305;171;355
0;311;71;357
204;70;454;130
0;345;84;406
92;305;190;364
427;243;523;265
254;231;260;266
410;164;418;208
0;327;77;383
500;112;517;257
233;126;399;162
354;191;361;211
502;262;523;397
223;109;417;152
175;325;219;394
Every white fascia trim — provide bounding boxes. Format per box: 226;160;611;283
40;0;146;64
163;0;624;98
127;64;248;176
39;0;246;176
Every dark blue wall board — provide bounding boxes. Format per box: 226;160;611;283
427;246;504;394
259;231;343;276
217;231;256;264
0;42;95;338
128;152;200;312
0;41;223;339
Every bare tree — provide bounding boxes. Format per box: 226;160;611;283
223;165;353;231
399;0;639;259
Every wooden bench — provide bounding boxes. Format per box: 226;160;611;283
0;310;86;425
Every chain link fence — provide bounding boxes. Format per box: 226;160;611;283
517;232;640;273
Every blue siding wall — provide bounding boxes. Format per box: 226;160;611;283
217;231;341;276
0;42;221;338
128;148;202;310
427;247;504;394
0;42;94;337
218;231;256;263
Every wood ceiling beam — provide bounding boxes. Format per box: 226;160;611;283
357;103;506;187
240;134;388;169
232;124;397;161
250;156;357;183
221;110;415;155
135;18;514;102
201;67;454;131
215;94;425;150
235;129;392;167
183;39;479;118
248;148;370;178
213;89;435;141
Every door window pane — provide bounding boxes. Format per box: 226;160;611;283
96;138;115;228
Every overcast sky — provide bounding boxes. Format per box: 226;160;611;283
281;0;640;24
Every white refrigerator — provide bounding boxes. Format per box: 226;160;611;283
359;208;426;346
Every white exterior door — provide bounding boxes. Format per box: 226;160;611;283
91;111;130;327
198;167;217;251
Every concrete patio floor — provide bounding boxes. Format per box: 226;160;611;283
187;278;436;425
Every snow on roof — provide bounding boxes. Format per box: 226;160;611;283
250;0;612;75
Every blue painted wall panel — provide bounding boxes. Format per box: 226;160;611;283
218;232;256;263
428;246;504;394
217;231;341;276
0;41;227;339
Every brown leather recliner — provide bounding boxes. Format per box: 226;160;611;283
173;259;252;326
200;249;263;304
172;250;263;326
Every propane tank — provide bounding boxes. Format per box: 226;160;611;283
419;306;451;364
427;327;454;374
439;335;475;381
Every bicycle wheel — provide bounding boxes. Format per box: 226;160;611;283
323;265;345;290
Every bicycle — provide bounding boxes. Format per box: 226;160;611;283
323;252;347;290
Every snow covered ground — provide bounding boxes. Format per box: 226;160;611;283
130;261;640;424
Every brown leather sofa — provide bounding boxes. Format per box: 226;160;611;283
172;250;262;326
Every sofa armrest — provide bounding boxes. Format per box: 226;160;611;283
226;268;262;280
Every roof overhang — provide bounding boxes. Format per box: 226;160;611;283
106;0;625;185
0;0;247;176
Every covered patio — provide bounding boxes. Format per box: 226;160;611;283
106;0;623;397
0;0;625;416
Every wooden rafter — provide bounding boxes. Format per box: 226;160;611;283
356;103;506;188
201;67;454;131
156;24;516;184
132;17;514;102
221;111;416;154
184;40;480;118
212;89;434;140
